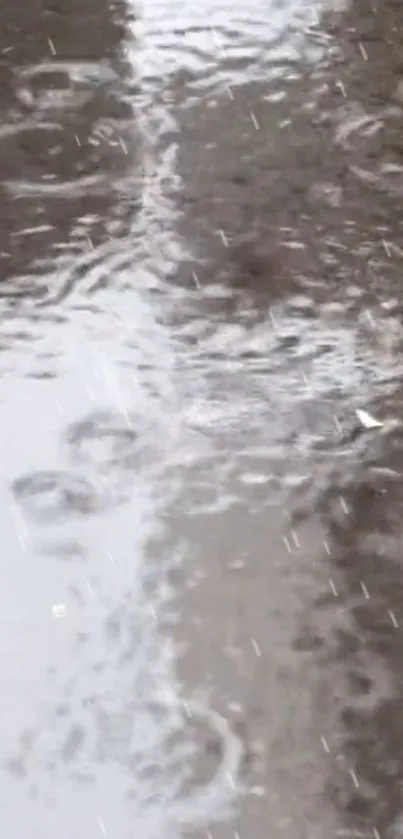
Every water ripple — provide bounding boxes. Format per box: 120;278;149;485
3;0;403;837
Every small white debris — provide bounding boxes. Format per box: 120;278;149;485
252;638;261;657
192;270;201;289
218;229;228;247
226;86;234;101
310;7;319;25
241;472;269;485
183;700;192;718
359;41;368;60
320;734;330;754
226;772;235;789
382;239;391;258
250;111;260;130
269;310;278;329
360;581;370;600
250;785;266;797
349;768;359;788
355;409;383;430
17;533;27;551
119;136;128;154
97;816;107;835
52;604;66;618
47;37;56;56
389;609;399;628
323;539;331;555
364;309;375;328
17;87;34;108
336;79;347;97
333;415;342;434
340;496;349;515
229;558;245;570
283;535;292;553
329;579;338;597
291;529;300;549
227;702;242;714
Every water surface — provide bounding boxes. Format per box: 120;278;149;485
2;0;403;837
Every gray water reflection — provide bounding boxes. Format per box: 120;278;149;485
3;0;403;837
0;0;240;836
168;1;403;837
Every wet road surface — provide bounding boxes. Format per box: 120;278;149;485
2;0;403;837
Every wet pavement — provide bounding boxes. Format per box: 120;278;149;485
2;0;403;837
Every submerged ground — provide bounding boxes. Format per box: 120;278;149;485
2;0;403;837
